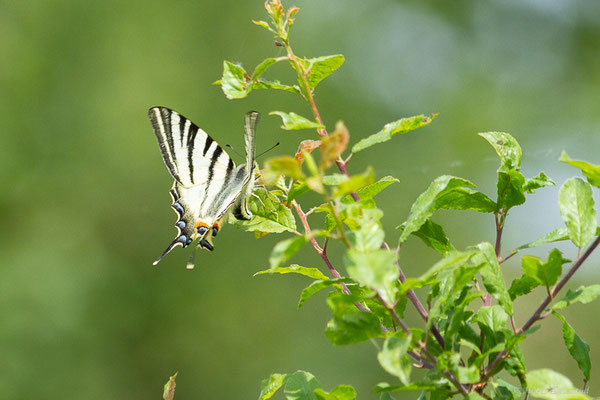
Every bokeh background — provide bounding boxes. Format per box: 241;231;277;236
2;0;600;398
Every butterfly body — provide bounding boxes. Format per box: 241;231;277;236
148;107;259;265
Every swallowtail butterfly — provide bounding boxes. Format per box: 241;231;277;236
148;107;258;265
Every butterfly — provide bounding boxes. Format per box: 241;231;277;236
148;107;259;266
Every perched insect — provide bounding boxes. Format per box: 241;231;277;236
148;107;259;266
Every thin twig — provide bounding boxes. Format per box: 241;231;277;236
483;235;600;380
498;250;517;264
376;293;410;336
420;344;470;396
284;45;327;137
520;235;600;332
383;241;447;348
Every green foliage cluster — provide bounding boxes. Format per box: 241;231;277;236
168;1;600;399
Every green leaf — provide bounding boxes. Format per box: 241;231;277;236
379;393;397;400
517;227;570;250
298;278;353;309
163;372;177;400
218;61;249;99
314;385;357;400
268;237;307;268
260;373;288;400
438;352;480;384
232;188;296;233
491;378;523;400
299;55;345;90
476;242;514;315
345;207;385;251
479;132;522;171
467;393;487;400
252;19;274;32
377;334;412;385
559;177;597;248
284;371;321;400
322;174;348;186
524;172;555;193
325;291;383;345
398;219;454;256
303;150;320;177
398;176;489;243
345;249;398;305
473;305;508;331
252;58;278;80
428;267;484;336
521;249;568;287
373;382;437;393
511;225;600;259
270;111;324;130
497;169;526;209
399;249;478;294
352;114;436;154
287;182;310;203
256;264;327;280
560;151;600;188
253;79;302;95
553;313;591;381
263;156;304;184
456;365;480;384
526;369;590;400
552;285;600;311
342;176;399;204
332;169;376;198
434;186;497;212
508;275;540;300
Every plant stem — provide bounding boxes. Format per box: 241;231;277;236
377;293;410;336
292;199;373;313
520;234;600;332
498;250;517;264
284;44;327;137
335;159;360;202
283;27;462;388
284;39;362;204
420;345;470;396
483;234;600;380
396;259;446;348
494;211;506;260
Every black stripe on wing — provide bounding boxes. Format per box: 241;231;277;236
187;123;198;184
149;106;231;186
199;144;224;212
148;107;180;183
149;107;183;183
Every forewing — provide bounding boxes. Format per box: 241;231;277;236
148;106;234;187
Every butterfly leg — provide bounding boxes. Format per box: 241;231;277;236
199;239;214;251
193;221;215;251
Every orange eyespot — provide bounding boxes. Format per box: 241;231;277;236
195;221;209;229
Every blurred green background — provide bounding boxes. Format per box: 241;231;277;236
2;0;600;398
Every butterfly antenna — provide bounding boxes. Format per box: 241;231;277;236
256;142;280;160
225;144;244;159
